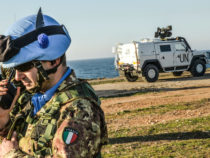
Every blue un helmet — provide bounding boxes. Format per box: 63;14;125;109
0;8;71;69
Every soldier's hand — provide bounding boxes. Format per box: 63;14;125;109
0;132;18;157
0;80;10;122
0;79;8;96
0;87;20;135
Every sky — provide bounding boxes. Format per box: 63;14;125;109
0;0;210;61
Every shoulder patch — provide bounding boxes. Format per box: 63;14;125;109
62;128;79;145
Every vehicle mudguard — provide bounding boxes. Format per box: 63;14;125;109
142;59;163;76
189;55;206;70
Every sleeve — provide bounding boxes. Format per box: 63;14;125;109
52;98;108;158
0;118;12;138
2;98;108;158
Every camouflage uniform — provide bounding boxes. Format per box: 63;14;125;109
4;71;108;158
0;66;10;80
0;66;28;143
0;66;16;143
0;121;12;143
0;89;31;145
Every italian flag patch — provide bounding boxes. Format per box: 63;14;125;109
62;128;79;145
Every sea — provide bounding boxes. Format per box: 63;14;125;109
67;57;119;79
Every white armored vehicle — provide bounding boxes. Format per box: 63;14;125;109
113;26;210;82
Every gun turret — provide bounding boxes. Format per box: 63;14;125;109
154;25;172;40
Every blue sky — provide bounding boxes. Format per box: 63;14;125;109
0;0;210;60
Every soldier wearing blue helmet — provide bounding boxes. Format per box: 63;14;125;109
0;8;108;157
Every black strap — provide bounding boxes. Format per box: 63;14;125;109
33;59;61;80
13;25;66;49
33;61;49;80
45;62;61;75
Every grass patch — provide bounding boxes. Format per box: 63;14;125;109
103;116;210;157
101;89;210;157
106;99;210;120
102;139;210;158
108;116;210;138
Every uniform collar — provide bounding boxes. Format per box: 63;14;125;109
32;67;72;116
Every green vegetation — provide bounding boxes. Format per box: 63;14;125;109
108;116;210;138
103;139;209;158
106;98;210;120
102;99;210;157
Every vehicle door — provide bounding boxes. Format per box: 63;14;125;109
173;42;191;66
117;43;139;69
155;43;174;68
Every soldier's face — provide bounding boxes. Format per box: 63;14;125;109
14;60;60;91
15;67;38;90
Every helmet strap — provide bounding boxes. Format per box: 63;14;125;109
27;60;61;93
45;60;61;75
33;61;49;80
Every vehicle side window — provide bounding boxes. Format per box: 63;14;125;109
175;43;185;51
160;45;171;52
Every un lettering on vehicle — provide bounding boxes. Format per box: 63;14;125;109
177;53;189;63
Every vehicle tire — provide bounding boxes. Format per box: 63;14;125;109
143;64;159;82
172;71;183;76
124;71;138;82
190;60;206;77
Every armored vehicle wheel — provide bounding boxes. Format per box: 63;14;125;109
124;71;138;82
143;64;159;82
190;60;206;77
172;71;183;76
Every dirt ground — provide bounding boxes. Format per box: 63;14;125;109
90;71;210;157
92;72;210;128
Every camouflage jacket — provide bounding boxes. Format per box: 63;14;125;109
4;72;108;158
0;66;29;143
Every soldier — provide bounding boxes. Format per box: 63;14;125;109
0;8;108;157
